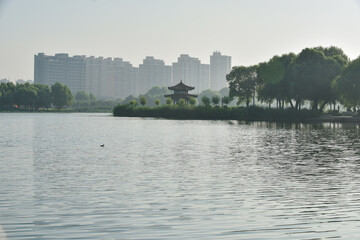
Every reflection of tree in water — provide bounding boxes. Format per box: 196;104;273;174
234;122;360;225
252;122;360;190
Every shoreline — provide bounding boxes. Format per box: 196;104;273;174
3;107;360;124
113;105;360;123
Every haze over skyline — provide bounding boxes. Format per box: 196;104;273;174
0;0;360;81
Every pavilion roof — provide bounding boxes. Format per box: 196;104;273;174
168;80;195;91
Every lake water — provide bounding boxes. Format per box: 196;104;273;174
1;113;360;239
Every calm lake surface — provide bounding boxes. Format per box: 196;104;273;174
1;113;360;239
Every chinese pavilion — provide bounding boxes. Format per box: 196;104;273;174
164;80;198;104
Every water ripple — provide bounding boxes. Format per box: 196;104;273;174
1;113;360;239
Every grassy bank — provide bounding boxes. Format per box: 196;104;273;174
113;104;319;122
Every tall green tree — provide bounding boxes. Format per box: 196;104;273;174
33;84;51;109
226;65;258;107
14;83;37;109
257;53;296;109
51;82;73;109
291;47;347;111
0;82;15;107
332;57;360;109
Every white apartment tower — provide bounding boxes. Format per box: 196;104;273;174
210;51;231;91
85;56;139;99
35;53;87;94
139;56;172;94
172;54;210;93
35;53;139;99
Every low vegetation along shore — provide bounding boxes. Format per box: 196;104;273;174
113;104;360;123
113;104;322;122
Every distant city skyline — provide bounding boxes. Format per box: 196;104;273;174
34;52;232;98
1;0;360;81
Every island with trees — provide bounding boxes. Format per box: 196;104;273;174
114;46;360;123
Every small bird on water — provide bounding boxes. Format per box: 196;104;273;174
100;144;104;147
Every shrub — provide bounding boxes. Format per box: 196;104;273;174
189;97;197;107
201;96;210;107
166;97;173;105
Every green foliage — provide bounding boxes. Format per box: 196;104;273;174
0;82;115;112
122;95;137;105
154;99;161;106
257;53;295;108
219;87;230;97
332;57;360;108
113;104;318;122
13;83;37;109
221;96;230;106
227;65;258;107
89;93;96;101
177;98;186;106
33;84;51;109
201;96;210;107
75;91;90;101
147;86;171;96
291;47;344;111
129;100;138;107
140;96;147;106
166;97;173;105
198;89;221;103
51;82;73;109
189;97;197;107
121;87;170;107
211;96;220;106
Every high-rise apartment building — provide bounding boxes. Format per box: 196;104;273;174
34;53;139;99
34;53;86;94
139;56;172;94
172;54;210;93
112;58;139;99
34;51;232;98
210;51;231;91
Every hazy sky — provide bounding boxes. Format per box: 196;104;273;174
0;0;360;81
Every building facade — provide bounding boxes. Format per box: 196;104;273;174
34;53;139;99
34;51;231;98
172;54;210;93
139;56;172;94
210;51;231;91
34;53;86;94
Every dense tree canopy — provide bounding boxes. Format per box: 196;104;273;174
332;57;360;109
51;82;73;109
75;91;90;101
257;53;295;108
226;65;258;107
0;82;52;110
291;47;346;111
227;46;354;112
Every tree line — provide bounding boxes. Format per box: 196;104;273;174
226;46;360;112
0;82;117;111
0;82;74;110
